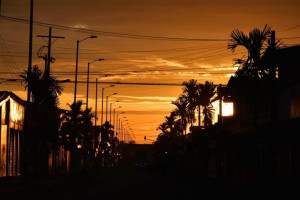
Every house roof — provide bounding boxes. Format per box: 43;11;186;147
0;91;26;105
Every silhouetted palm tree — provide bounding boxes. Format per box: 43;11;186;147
183;79;198;126
202;104;215;128
165;111;180;136
199;81;216;129
20;65;62;106
60;101;84;154
60;100;95;172
20;65;63;174
228;25;272;77
81;107;95;152
100;121;114;150
158;122;169;135
172;95;189;136
61;100;95;150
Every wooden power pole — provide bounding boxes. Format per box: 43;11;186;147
37;27;64;76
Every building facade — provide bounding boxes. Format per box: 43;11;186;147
0;91;25;177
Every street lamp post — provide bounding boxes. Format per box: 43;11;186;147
113;106;122;136
116;112;125;140
123;120;128;142
74;35;97;104
106;93;117;123
110;101;119;126
121;117;128;142
95;78;98;126
86;58;104;109
101;85;114;126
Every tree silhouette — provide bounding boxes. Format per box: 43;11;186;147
20;65;62;106
20;65;63;175
60;100;94;172
158;122;169;135
100;121;114;151
228;25;278;78
172;95;189;136
199;81;216;129
183;79;198;126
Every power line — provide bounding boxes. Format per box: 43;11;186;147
0;77;227;87
1;38;226;53
0;15;229;42
280;37;300;40
279;24;300;32
0;35;23;89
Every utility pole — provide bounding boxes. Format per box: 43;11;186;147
101;88;104;125
22;0;34;182
27;0;33;102
110;103;112;126
37;27;64;76
116;113;119;138
95;78;98;126
269;30;276;79
106;96;108;122
218;84;223;125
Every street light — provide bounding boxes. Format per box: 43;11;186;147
122;117;128;142
74;35;97;104
110;100;119;126
113;106;122;136
86;58;104;109
95;78;98;126
101;85;114;125
95;75;109;126
106;93;118;123
116;112;125;140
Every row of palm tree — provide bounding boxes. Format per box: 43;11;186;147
154;25;282;174
21;66;118;173
157;79;217;140
157;24;280;141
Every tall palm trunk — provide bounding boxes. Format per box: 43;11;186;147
198;105;201;127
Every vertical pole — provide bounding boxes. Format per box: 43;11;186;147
113;109;115;136
219;84;223;125
120;122;124;142
118;118;122;141
74;40;79;104
22;0;34;181
95;78;98;126
116;113;119;138
124;127;126;143
86;62;90;109
106;96;108;123
46;27;51;76
198;105;201;127
101;88;104;126
110;103;112;126
270;31;276;79
27;0;33;102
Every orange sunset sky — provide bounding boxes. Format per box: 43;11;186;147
0;0;299;143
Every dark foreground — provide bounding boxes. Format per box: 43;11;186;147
0;165;298;200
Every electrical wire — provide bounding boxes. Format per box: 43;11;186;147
0;15;229;42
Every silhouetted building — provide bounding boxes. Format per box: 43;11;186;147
274;45;300;180
190;45;300;185
0;91;25;177
276;45;300;120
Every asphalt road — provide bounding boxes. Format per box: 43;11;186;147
0;165;296;200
